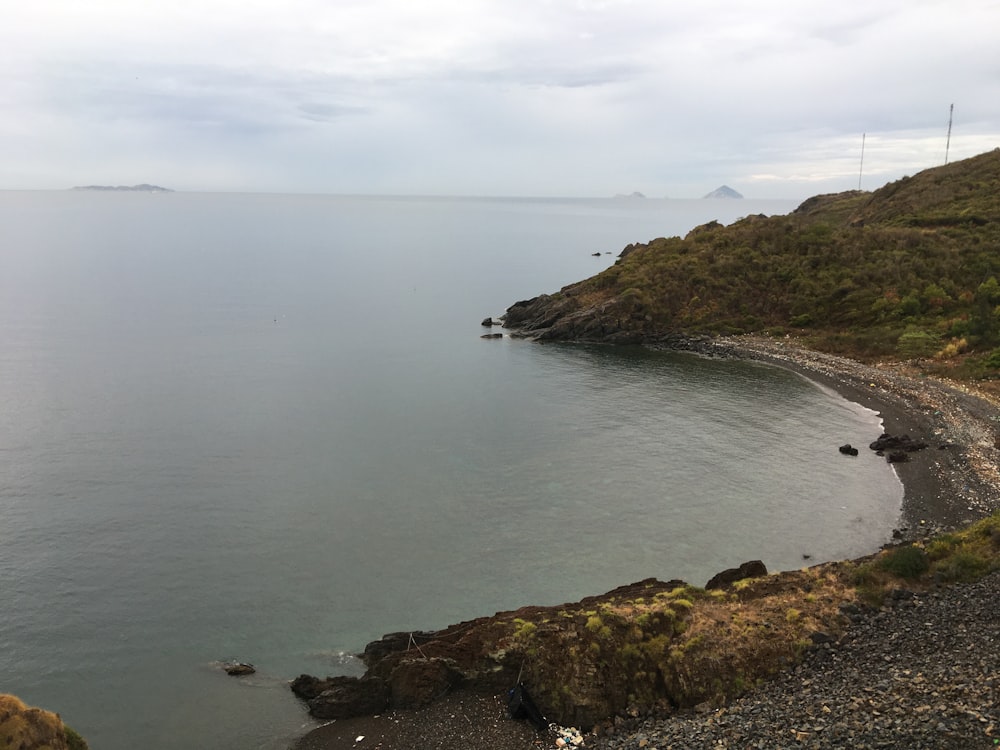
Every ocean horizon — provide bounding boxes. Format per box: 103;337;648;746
0;191;902;749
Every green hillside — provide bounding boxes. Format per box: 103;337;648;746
505;149;1000;373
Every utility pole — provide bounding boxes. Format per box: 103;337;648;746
858;132;866;190
945;103;954;164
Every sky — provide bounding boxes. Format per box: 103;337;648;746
2;0;999;198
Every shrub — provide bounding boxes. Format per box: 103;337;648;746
933;550;992;582
878;545;930;579
791;313;813;328
986;347;1000;369
935;337;968;359
65;726;89;750
925;536;957;561
897;329;941;359
512;618;537;641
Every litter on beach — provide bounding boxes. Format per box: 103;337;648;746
553;725;585;747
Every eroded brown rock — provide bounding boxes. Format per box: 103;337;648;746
0;694;78;750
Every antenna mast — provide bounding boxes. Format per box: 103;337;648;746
858;132;866;190
945;103;954;164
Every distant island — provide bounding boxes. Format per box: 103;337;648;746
71;184;173;192
613;191;646;199
703;185;743;199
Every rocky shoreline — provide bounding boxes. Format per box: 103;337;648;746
291;335;1000;750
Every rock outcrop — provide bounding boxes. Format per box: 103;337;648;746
0;694;85;750
704;560;768;590
223;661;255;676
502;292;647;344
290;564;861;730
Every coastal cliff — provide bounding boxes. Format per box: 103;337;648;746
503;149;1000;372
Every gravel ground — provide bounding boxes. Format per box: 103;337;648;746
594;572;1000;750
290;688;552;750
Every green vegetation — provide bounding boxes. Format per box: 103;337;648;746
520;150;1000;368
491;511;1000;726
65;725;90;750
877;544;930;579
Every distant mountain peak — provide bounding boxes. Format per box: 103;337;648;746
703;185;743;199
71;184;173;192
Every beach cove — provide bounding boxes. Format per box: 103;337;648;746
290;335;1000;750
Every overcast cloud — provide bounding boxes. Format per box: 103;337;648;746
2;0;998;197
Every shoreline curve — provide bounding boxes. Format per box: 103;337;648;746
289;335;1000;750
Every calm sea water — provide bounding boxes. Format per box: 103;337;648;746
0;192;902;750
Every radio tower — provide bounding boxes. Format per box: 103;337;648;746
858;132;866;190
945;103;954;164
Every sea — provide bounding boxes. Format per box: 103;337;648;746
0;191;903;750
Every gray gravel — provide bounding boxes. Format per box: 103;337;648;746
591;572;1000;750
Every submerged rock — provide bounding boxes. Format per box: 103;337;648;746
223;661;255;676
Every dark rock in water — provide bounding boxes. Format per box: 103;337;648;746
481;317;495;326
290;674;329;700
869;433;928;454
591;252;602;256
481;332;503;339
224;661;255;676
838;444;859;456
705;560;768;590
291;674;389;720
290;657;457;718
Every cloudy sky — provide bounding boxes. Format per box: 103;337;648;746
3;0;998;197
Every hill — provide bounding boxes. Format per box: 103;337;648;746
71;184;172;192
504;149;1000;373
703;185;743;199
